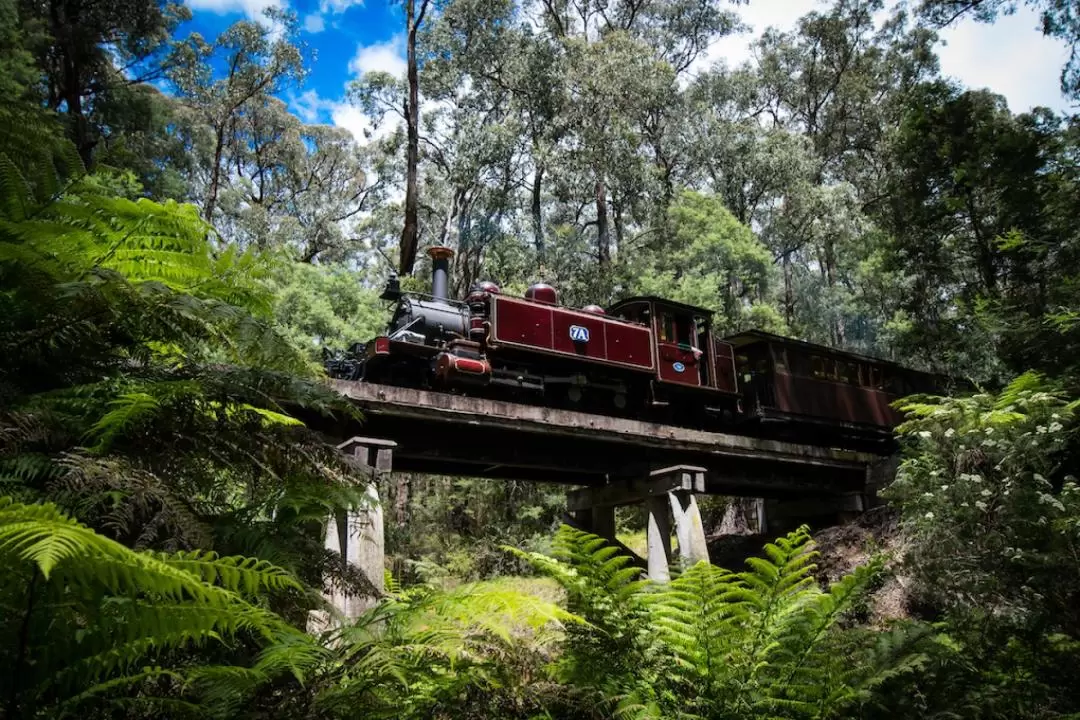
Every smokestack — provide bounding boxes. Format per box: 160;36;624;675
426;246;454;300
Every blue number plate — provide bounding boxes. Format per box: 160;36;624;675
569;325;590;342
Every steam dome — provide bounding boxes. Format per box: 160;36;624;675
525;282;559;305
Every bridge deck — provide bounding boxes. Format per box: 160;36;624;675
323;381;878;496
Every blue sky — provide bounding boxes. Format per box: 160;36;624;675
178;0;1074;144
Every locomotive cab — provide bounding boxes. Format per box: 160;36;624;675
609;297;739;402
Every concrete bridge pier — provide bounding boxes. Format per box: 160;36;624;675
568;465;711;582
311;436;394;630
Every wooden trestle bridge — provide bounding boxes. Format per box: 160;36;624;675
306;380;898;623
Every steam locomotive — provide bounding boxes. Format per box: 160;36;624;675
325;247;942;451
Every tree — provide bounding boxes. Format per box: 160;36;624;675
169;15;304;224
883;373;1080;717
0;103;375;635
400;0;435;276
742;1;939;346
627;190;775;332
873;83;1069;377
18;0;190;165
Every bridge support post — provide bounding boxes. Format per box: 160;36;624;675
567;465;707;583
669;491;709;566
644;495;671;582
313;437;394;628
589;506;616;540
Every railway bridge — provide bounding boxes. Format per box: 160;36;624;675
309;380;898;621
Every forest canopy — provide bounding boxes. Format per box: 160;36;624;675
1;0;1079;717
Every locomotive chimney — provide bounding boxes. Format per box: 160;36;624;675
426;246;454;300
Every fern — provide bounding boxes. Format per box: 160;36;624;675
315;579;579;719
0;496;318;717
527;524;930;720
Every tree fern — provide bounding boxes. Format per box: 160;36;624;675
0;496;318;717
314;579;579;719
0;106;379;717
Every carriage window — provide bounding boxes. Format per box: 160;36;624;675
658;313;693;345
870;366;883;389
838;362;855;386
811;356;826;379
677;317;693;345
773;347;788;372
736;354;752;382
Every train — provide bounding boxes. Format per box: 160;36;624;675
324;247;944;452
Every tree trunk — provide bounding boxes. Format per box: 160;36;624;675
50;0;92;167
394;473;410;526
399;0;429;276
783;251;794;328
532;163;545;266
438;189;459;248
824;237;845;346
613;193;625;256
595;178;609;266
205;124;227;222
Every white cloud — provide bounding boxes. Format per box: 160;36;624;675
291;88;331;122
935;4;1070;112
689;0;1071;114
330;104;374;142
184;0;282;20
349;35;407;78
303;12;326;33
331;101;401;144
321;0;364;12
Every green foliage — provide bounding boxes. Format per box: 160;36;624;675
0;104;371;715
887;372;1080;623
627;190;774;332
884;373;1080;717
517;525;940;720
313;578;579;720
0;496;317;718
270;261;386;359
387;476;568;586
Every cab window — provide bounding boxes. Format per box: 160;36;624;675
658;312;693;345
659;313;676;342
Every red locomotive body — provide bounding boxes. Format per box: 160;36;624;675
488;295;655;371
330;246;944;451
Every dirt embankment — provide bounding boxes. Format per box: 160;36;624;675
707;505;912;624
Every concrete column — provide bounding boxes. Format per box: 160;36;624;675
321;437;395;624
344;481;385;618
669;492;709;566
644;495;671;582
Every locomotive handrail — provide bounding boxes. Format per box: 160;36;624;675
393;290;470;309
